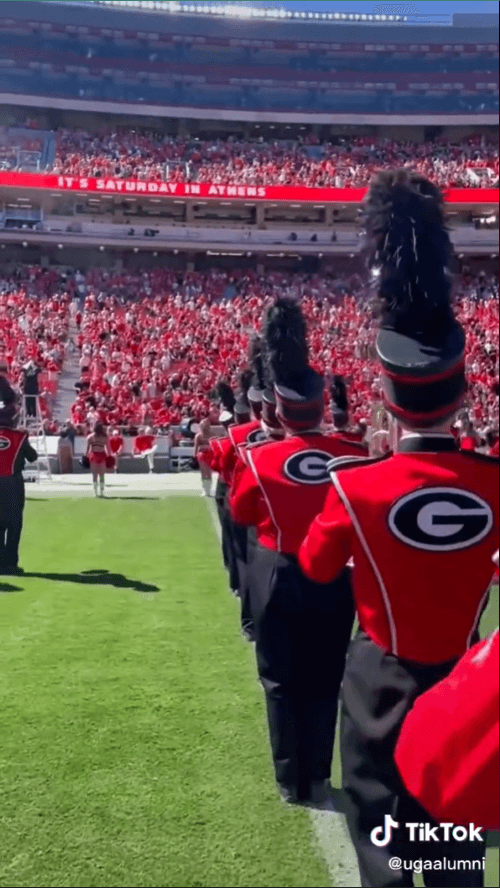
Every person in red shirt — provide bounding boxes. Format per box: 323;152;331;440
299;172;498;886
108;428;124;473
133;427;157;474
395;620;499;832
230;300;367;808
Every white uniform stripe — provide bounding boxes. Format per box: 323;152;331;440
330;472;399;656
247;449;283;553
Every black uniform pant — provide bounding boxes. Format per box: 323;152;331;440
0;475;25;570
232;522;254;635
240;526;257;635
341;631;485;888
252;547;355;796
215;479;238;590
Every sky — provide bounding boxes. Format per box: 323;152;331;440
189;1;499;11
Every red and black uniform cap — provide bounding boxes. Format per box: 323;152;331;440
234;369;253;424
264;298;324;432
214;380;235;426
364;169;466;429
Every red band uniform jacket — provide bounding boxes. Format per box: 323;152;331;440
230;431;367;618
395;628;499;830
0;427;38;527
299;434;499;664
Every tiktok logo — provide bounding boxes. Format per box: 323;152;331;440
371;815;400;847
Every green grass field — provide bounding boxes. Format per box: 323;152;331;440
0;497;498;888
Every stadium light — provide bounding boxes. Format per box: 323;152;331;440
223;4;254;18
92;0;409;23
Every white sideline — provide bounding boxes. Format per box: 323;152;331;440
205;494;361;888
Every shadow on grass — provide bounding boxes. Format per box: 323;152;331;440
27;496;162;501
19;569;159;593
99;496;162;501
0;582;23;593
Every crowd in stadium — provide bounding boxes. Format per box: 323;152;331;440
0;267;70;424
1;265;497;442
52;130;499;188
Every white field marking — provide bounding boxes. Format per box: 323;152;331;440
26;472;203;499
205;493;361;888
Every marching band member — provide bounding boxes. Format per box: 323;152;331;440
329;375;365;444
230;345;287;642
230;299;367;807
208;382;238;592
395;550;499;831
395;626;499;831
299;170;499;887
0;379;38;575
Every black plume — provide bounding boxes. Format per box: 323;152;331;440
0;377;16;406
363;169;455;343
239;369;253;404
214;380;235;413
249;335;266;391
260;339;274;393
264;298;309;389
330;375;348;414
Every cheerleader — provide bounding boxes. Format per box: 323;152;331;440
133;427;158;473
194;418;212;497
86;421;111;498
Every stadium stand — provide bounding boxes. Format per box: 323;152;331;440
0;266;487;440
51;131;499;188
0;2;497;114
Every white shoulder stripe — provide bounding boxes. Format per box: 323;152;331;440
331;473;398;656
247;448;283;553
328;455;371;474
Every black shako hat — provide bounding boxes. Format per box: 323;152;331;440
214;380;235;425
234;369;252;424
364;169;466;429
0;378;19;427
264;298;324;431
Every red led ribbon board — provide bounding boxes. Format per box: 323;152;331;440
0;172;498;204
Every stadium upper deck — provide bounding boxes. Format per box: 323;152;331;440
0;1;497;121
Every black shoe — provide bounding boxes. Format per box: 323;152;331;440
277;784;300;806
0;566;23;576
241;620;255;642
303;780;335;809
